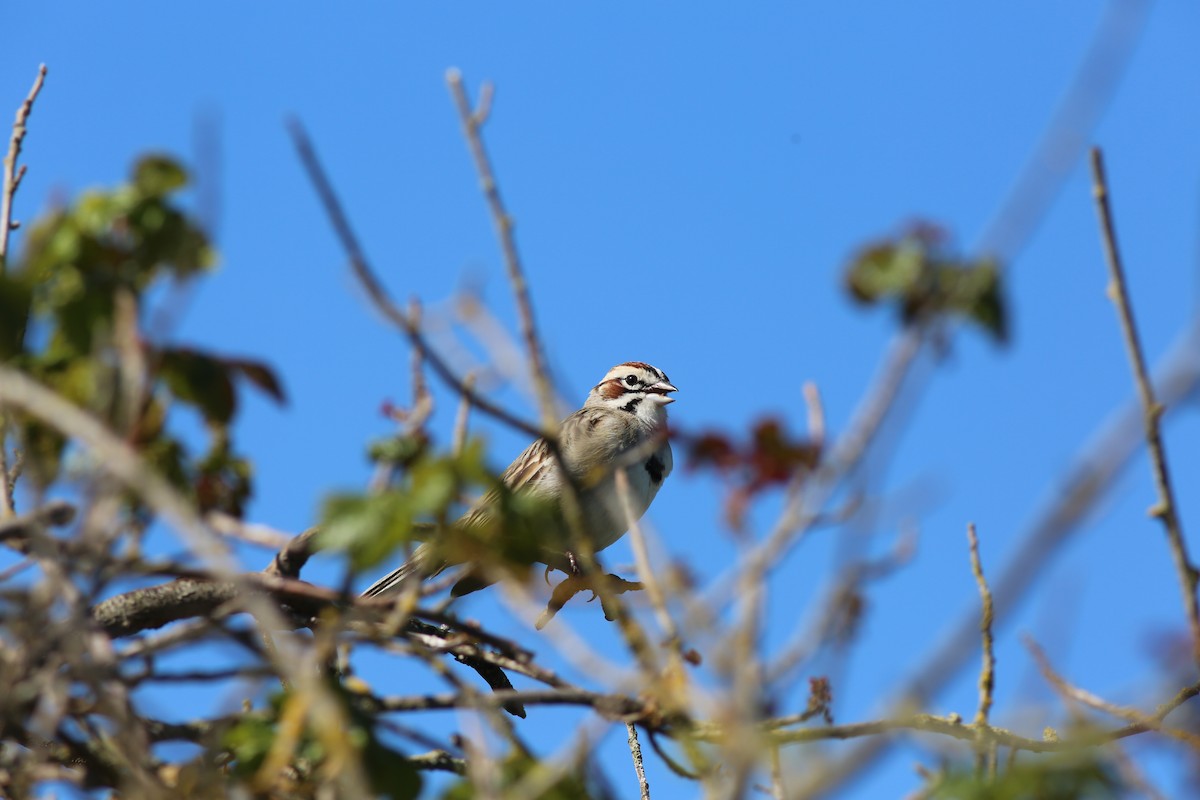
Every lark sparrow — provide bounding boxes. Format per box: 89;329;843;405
362;362;677;598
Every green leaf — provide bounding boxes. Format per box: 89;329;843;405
441;750;608;800
51;291;114;358
223;357;287;405
221;714;276;777
934;754;1122;799
17;420;66;487
139;433;190;494
194;434;254;516
129;198;216;278
844;239;927;305
363;736;422;800
156;347;285;427
0;272;32;361
34;351;98;408
937;259;1007;343
318;492;416;571
158;346;237;425
133;155;189;197
368;434;428;469
844;223;1007;344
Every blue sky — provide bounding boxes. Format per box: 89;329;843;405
5;2;1200;797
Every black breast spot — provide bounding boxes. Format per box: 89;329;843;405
645;454;665;484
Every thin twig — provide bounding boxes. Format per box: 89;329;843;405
615;469;680;650
792;317;1200;797
0;66;48;518
0;64;47;267
286;118;544;442
446;69;558;429
755;707;1200;753
967;523;995;729
1024;635;1200;750
444;71;640;665
626;722;651;800
1090;146;1200;668
645;729;702;780
263;526;322;579
803;381;826;452
362;78;617;643
977;0;1151;262
0;365;375;795
206;512;294;550
967;522;996;780
768;746;785;799
452;372;476;456
0;420;12;518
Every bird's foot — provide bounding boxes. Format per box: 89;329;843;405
534;571;645;630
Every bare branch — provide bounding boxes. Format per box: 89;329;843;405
0;499;75;549
0;65;48;520
1090;146;1200;667
967;523;995;729
615;468;680;651
446;69;558;429
626;722;651;800
803;381;826;452
1024;635;1200;750
206;512;295;550
977;0;1151;261
263;525;321;579
286;117;544;442
756;704;1200;754
793;317;1200;796
452;371;476;456
0;63;47;267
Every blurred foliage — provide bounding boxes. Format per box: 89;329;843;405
1;154;284;516
845;222;1007;342
319;435;557;587
440;749;612;800
933;755;1123;800
683;417;821;530
221;684;421;799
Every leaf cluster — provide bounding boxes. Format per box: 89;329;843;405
319;435;559;586
933;755;1123;800
439;749;612;800
683;417;821;529
844;222;1007;342
1;156;284;516
220;684;421;799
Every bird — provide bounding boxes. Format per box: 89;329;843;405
362;361;677;598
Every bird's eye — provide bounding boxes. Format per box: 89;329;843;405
625;375;639;386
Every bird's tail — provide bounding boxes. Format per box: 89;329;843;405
361;543;443;598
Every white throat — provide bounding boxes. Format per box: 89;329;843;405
638;396;671;429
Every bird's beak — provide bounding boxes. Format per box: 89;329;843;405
646;381;678;404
